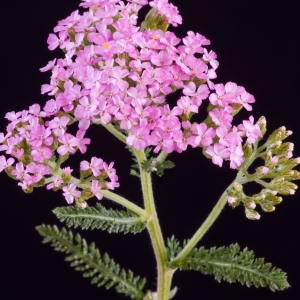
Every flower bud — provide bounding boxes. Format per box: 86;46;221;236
257;116;267;136
276;153;290;165
264;151;271;163
242;142;252;159
244;199;256;209
267;141;281;152
231;103;243;116
255;166;269;178
227;196;240;207
267;126;290;144
252;193;265;203
277;181;298;195
232;182;243;193
245;207;261;220
76;200;87;209
276;169;299;181
80;169;92;178
271;196;282;205
80;188;94;200
62;167;72;182
262;188;277;196
280;142;294;153
283;157;300;171
264;151;278;168
270;177;285;189
141;8;170;32
260;202;275;212
20;184;34;194
257;193;281;211
292;171;300;180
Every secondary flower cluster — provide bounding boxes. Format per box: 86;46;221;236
0;104;119;205
226;119;300;220
0;0;263;204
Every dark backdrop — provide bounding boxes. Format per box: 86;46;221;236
0;0;299;299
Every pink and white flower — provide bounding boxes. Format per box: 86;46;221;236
63;183;81;204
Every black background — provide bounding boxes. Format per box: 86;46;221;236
1;0;299;299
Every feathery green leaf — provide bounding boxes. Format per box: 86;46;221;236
127;146;152;178
37;225;146;299
167;237;289;291
126;145;174;177
141;158;175;177
53;203;147;234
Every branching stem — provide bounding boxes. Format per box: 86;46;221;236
100;189;149;220
100;123;127;144
134;149;173;300
172;181;234;265
47;161;148;219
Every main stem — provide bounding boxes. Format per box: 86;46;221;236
134;149;173;300
134;148;241;299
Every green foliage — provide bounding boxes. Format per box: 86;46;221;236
166;236;182;262
53;203;147;234
127;146;174;177
37;225;146;299
141;158;175;177
167;237;289;291
127;146;152;178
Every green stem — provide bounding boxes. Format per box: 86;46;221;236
172;181;234;265
47;161;148;219
134;149;171;300
100;123;127;144
157;151;168;164
100;189;149;220
163;268;176;298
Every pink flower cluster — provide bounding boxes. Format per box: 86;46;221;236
0;104;119;203
0;0;263;203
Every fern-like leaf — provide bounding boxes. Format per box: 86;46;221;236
167;238;289;291
53;204;147;234
141;158;175;177
126;145;174;177
37;225;146;299
127;146;152;178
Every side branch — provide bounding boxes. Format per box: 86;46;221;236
100;123;127;144
172;182;234;265
100;190;149;219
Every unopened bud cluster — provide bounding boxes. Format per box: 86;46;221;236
227;117;299;220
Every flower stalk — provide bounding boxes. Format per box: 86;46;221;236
134;149;170;299
171;181;234;266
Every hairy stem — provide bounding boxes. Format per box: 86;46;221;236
134;149;171;300
47;161;148;219
172;181;235;265
157;150;168;164
100;190;150;219
100;123;127;144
